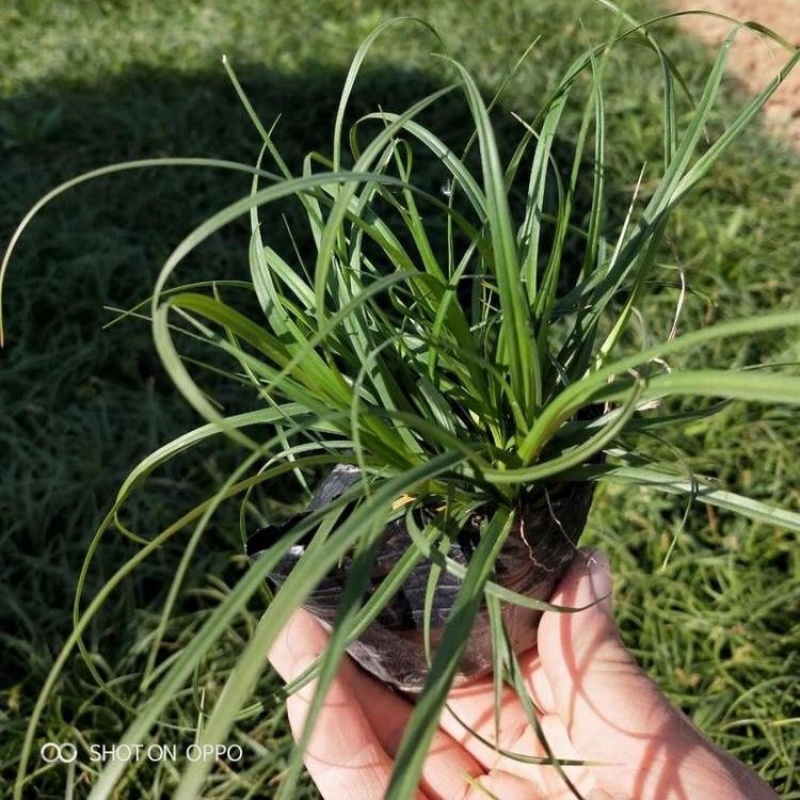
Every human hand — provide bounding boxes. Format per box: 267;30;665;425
268;549;778;799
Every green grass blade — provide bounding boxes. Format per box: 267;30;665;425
589;463;800;532
385;508;514;799
0;157;282;345
444;57;538;420
174;452;465;800
518;310;800;462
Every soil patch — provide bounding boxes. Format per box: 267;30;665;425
670;0;800;147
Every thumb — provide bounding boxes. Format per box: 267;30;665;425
538;549;681;760
538;550;698;798
537;549;777;800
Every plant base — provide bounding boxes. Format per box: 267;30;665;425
249;466;595;692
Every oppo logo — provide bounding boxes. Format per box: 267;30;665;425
40;742;78;764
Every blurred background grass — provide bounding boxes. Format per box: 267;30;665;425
1;0;798;796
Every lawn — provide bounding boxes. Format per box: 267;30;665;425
1;0;798;797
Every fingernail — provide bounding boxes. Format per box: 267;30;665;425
584;548;613;614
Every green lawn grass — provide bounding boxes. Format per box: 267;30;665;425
1;1;798;797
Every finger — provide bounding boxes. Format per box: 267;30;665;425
538;549;775;799
344;664;484;798
439;642;554;749
440;677;539;763
435;605;574;789
270;611;415;798
269;609;484;799
538;550;682;789
268;606;330;681
441;682;595;795
464;767;549;800
285;653;428;800
435;611;562;761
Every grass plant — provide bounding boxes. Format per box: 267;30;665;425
2;2;800;798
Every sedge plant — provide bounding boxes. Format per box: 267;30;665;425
3;5;800;799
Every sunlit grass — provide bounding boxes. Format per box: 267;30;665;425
2;1;799;799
